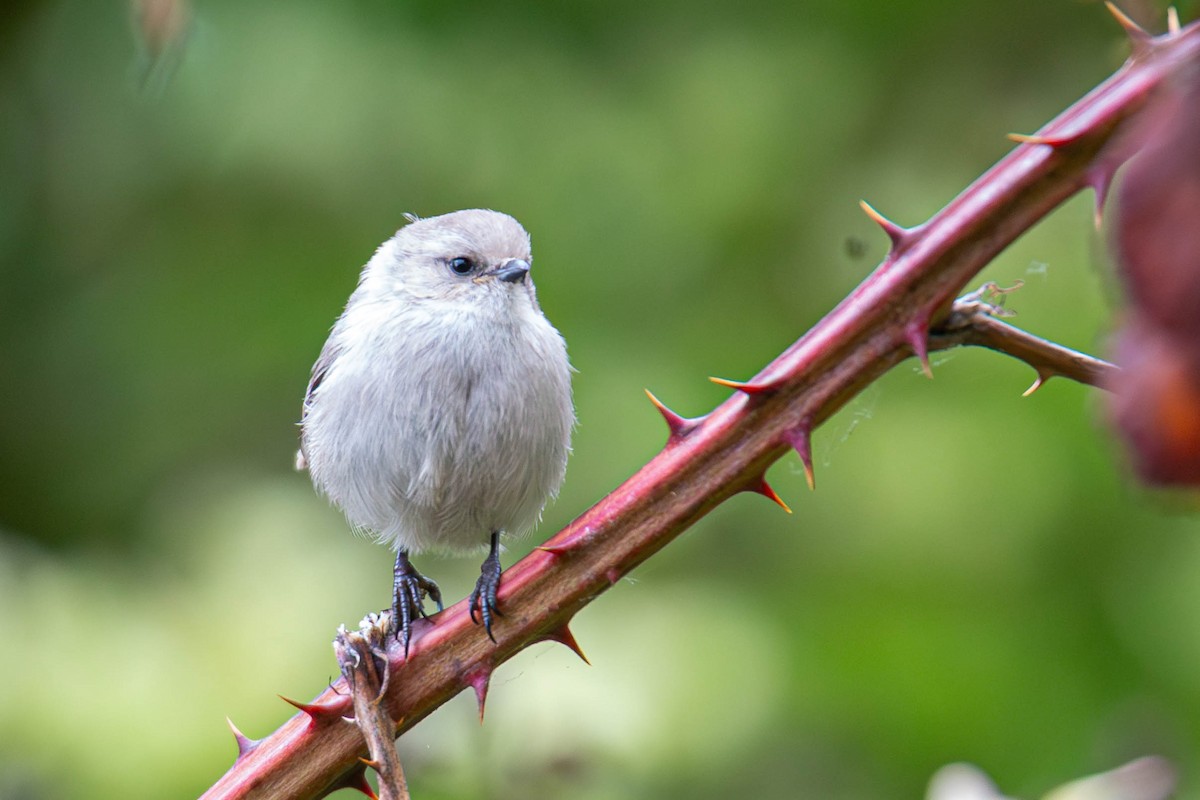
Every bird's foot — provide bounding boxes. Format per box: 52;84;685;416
469;532;504;642
391;550;443;657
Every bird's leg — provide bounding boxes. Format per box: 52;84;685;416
391;549;443;657
469;531;504;642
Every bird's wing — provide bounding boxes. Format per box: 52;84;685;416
303;338;341;417
296;337;342;471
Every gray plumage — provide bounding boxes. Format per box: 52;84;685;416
298;209;573;563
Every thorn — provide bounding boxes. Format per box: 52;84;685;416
1006;131;1084;148
644;389;698;442
543;623;591;665
605;568;621;585
536;524;596;555
905;321;933;379
464;668;492;723
279;694;349;723
1007;132;1046;145
324;763;378;799
1167;7;1180;33
709;376;777;394
226;717;259;760
859;200;914;252
359;757;382;771
750;477;792;514
1023;370;1053;397
1091;188;1107;231
1105;2;1153;55
354;777;379;799
1086;165;1116;230
1104;2;1147;36
784;425;816;490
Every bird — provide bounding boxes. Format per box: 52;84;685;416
297;209;574;654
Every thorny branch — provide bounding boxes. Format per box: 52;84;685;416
202;10;1200;800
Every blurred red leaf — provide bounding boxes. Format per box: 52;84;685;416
1110;315;1200;485
1110;62;1200;486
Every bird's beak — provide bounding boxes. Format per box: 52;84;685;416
489;259;530;284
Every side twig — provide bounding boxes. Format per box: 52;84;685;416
334;616;408;800
931;282;1118;395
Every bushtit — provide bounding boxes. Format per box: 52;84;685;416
297;209;574;653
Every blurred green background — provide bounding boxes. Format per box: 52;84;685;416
3;1;1200;798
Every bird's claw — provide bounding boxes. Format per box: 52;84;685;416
391;556;442;657
468;548;503;642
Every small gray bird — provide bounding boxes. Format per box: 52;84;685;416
297;209;574;653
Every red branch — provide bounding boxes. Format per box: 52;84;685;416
202;13;1200;800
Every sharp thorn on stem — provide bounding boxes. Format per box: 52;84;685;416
1086;166;1115;230
1005;131;1085;148
226;717;259;760
544;622;591;665
537;523;597;556
324;763;378;800
465;668;492;723
1104;2;1153;55
859;200;912;252
709;376;777;394
279;694;348;723
351;774;379;800
905;321;933;379
751;477;793;514
784;425;816;491
644;389;697;441
1023;371;1053;397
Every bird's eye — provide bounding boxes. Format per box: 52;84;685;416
448;257;475;275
